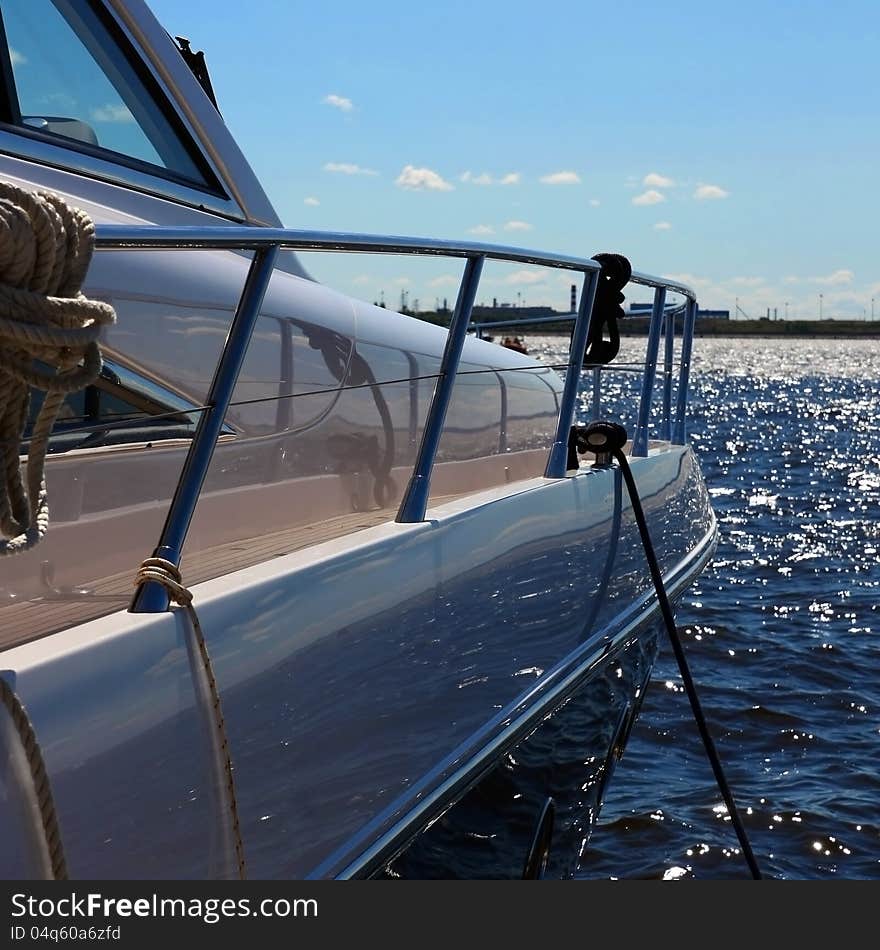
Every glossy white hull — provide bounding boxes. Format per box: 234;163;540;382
0;0;714;880
1;443;715;878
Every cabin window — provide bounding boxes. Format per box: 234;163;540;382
21;361;211;454
0;0;216;189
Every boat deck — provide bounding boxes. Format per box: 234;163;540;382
0;503;400;650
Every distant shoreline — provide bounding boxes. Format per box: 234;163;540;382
413;310;880;338
623;317;880;338
497;318;880;338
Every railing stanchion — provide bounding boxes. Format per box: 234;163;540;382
661;304;676;441
673;298;698;445
396;256;484;523
631;286;666;458
545;267;600;477
131;246;279;612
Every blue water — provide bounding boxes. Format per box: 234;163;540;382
529;334;880;880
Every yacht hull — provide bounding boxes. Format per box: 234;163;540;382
1;444;714;879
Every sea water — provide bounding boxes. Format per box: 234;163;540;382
526;334;880;880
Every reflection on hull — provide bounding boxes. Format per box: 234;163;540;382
1;445;714;879
381;627;660;879
0;0;715;884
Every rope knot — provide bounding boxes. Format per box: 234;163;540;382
580;252;632;366
0;181;116;556
133;557;193;606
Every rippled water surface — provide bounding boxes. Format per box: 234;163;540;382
528;334;880;879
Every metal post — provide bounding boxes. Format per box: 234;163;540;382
661;304;675;441
672;298;697;445
396;256;484;523
631;286;666;458
131;246;280;612
545;267;600;477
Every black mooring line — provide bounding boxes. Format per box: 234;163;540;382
577;420;763;880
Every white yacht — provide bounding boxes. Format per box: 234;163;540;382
0;0;716;879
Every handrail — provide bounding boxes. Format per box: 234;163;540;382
93;227;698;303
94;226;604;271
629;270;697;302
91;225;697;612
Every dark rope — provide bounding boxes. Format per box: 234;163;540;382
346;351;397;507
574;420;763;880
0;675;68;879
577;252;632;365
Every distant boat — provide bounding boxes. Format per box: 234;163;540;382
501;335;529;354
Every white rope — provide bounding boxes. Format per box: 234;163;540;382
0;181;115;556
133;557;248;879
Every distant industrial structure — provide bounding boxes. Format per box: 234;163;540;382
472;301;558;321
422;284;737;328
629;302;729;320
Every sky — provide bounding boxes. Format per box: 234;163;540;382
147;0;880;320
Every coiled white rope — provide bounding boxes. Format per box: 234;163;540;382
0;181;115;555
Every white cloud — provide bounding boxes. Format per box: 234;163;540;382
666;272;713;289
644;172;675;188
503;220;533;231
694;183;729;200
36;92;76;112
589;199;600;207
395;165;454;191
392;277;411;286
304;196;320;206
504;269;545;285
429;275;460;288
323;94;353;112
352;275;373;285
731;276;765;286
539;170;581;185
460;170;520;186
632;189;666;206
90;104;135;123
809;269;854;286
323;162;378;176
460;170;493;185
9;48;26;66
653;221;672;231
783;275;800;284
467;224;495;235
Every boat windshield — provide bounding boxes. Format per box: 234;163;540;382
0;0;212;187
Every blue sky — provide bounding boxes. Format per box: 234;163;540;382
148;0;879;319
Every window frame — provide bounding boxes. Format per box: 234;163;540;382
21;357;238;458
0;0;246;220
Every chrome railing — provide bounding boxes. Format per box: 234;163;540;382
93;226;696;612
